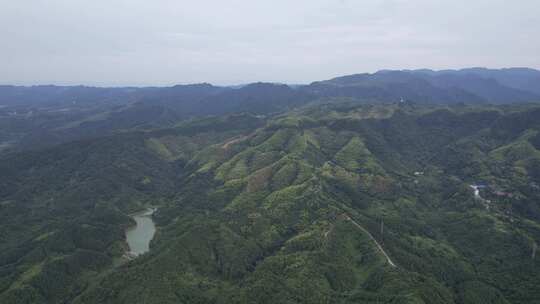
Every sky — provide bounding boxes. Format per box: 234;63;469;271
1;0;539;86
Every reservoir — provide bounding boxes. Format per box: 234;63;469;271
125;208;157;256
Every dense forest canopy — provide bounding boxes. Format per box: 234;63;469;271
1;69;540;303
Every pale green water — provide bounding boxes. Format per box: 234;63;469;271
125;208;156;256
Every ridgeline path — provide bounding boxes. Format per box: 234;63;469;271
221;133;254;149
344;214;397;268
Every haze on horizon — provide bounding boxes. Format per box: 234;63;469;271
1;0;539;87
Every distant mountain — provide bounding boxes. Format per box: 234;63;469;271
2;67;539;111
407;68;540;103
0;83;314;153
304;71;486;104
134;82;314;116
196;82;314;115
1;68;539;154
306;68;540;104
0;85;138;107
411;67;540;95
0;82;310;117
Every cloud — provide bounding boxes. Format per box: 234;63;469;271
1;0;539;86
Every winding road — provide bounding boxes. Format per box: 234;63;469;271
344;215;397;268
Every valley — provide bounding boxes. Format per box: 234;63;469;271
1;100;539;303
3;0;540;302
1;69;540;303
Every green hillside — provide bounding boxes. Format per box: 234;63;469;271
1;104;540;303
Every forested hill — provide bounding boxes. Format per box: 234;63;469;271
1;103;540;303
1;68;539;155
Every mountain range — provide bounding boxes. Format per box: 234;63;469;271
1;68;539;154
2;68;539;109
1;68;540;304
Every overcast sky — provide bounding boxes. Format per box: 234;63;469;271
1;0;539;86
